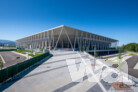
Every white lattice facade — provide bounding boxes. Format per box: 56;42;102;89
16;25;118;54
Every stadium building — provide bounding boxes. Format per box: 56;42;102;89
16;25;118;55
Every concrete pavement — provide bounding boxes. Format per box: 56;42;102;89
0;51;137;92
0;51;26;68
126;55;138;78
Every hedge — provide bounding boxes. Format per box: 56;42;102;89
0;49;17;52
0;51;50;83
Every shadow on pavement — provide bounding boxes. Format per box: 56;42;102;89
53;75;89;92
86;79;112;92
0;54;52;92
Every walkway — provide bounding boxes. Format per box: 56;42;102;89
0;51;137;92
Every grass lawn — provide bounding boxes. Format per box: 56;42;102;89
15;49;43;57
15;49;32;54
29;52;43;57
106;53;135;64
129;53;136;56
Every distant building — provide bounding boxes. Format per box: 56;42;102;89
16;25;118;55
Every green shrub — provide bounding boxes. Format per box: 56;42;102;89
0;49;16;52
0;61;3;69
0;51;50;83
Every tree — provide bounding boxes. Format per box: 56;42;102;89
135;44;138;52
82;45;84;51
136;46;138;52
94;46;97;57
86;46;89;51
118;48;124;87
122;44;125;50
118;48;124;72
123;43;138;52
118;48;122;60
118;49;123;73
40;48;43;52
93;46;97;71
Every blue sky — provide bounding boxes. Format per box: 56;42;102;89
0;0;138;46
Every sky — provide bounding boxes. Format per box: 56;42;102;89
0;0;138;46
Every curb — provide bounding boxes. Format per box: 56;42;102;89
11;51;32;60
0;54;5;64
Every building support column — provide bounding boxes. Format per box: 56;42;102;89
74;31;77;51
54;26;64;51
64;28;74;51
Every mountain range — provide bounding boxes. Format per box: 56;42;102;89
0;39;16;46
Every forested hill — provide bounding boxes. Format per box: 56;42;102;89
122;43;138;52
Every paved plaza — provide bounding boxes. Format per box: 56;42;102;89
0;51;138;92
